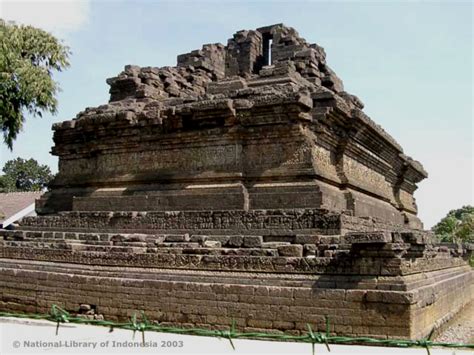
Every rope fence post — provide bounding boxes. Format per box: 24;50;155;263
219;318;236;350
417;328;435;355
129;311;149;345
324;316;331;352
49;305;70;336
306;324;317;355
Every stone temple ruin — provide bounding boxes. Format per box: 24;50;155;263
0;24;472;339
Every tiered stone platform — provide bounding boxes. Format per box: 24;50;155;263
0;24;472;340
1;209;472;339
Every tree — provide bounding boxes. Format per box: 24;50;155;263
0;19;70;149
0;157;53;192
432;206;474;243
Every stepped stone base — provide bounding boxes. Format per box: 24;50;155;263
0;209;472;340
1;24;472;341
0;259;471;339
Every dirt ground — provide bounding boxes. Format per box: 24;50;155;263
434;301;474;344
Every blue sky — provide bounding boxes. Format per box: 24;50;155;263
1;0;472;228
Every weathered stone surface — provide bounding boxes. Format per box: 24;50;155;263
277;245;303;257
344;232;392;244
37;24;427;229
0;24;472;341
203;240;221;248
227;235;244;247
165;234;190;242
0;259;471;340
243;236;263;248
295;235;320;244
79;304;91;312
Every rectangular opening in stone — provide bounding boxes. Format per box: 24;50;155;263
262;33;273;66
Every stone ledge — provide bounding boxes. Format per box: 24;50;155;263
0;259;471;339
343;231;392;244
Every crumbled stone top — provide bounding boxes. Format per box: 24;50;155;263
53;24;427;178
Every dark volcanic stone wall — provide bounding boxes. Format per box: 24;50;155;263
0;24;472;341
38;24;426;230
0;258;472;339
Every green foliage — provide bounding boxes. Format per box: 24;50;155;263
0;157;53;192
432;205;474;243
0;19;70;149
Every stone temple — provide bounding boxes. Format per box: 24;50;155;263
1;24;472;339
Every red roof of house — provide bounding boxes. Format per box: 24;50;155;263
0;192;43;224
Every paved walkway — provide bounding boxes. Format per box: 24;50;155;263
0;317;472;355
434;302;474;344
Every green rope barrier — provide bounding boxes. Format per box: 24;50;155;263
0;305;472;353
306;324;317;355
50;305;70;335
324;316;331;352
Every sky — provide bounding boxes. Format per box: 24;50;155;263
0;0;472;228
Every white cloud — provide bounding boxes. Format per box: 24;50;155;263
0;0;90;34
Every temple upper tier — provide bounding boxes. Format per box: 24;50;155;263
40;24;427;229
